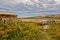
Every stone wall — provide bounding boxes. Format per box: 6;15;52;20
0;15;17;23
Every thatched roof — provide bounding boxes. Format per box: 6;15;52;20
0;11;17;16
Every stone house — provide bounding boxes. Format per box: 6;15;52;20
0;11;17;23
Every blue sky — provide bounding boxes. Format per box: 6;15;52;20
0;0;60;18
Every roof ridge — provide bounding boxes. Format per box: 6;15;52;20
0;10;16;16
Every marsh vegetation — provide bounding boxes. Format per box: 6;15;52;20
0;20;60;40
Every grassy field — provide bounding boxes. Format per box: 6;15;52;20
0;21;60;40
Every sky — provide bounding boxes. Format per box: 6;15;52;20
0;0;60;18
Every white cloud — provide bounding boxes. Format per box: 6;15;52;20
0;0;60;17
14;0;28;3
55;0;60;4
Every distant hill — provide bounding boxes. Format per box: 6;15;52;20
19;14;60;24
19;14;60;19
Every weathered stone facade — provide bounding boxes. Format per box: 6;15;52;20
0;11;17;23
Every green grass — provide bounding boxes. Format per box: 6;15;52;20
0;21;60;40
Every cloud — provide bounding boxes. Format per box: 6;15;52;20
55;0;60;4
14;0;28;3
0;0;60;17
